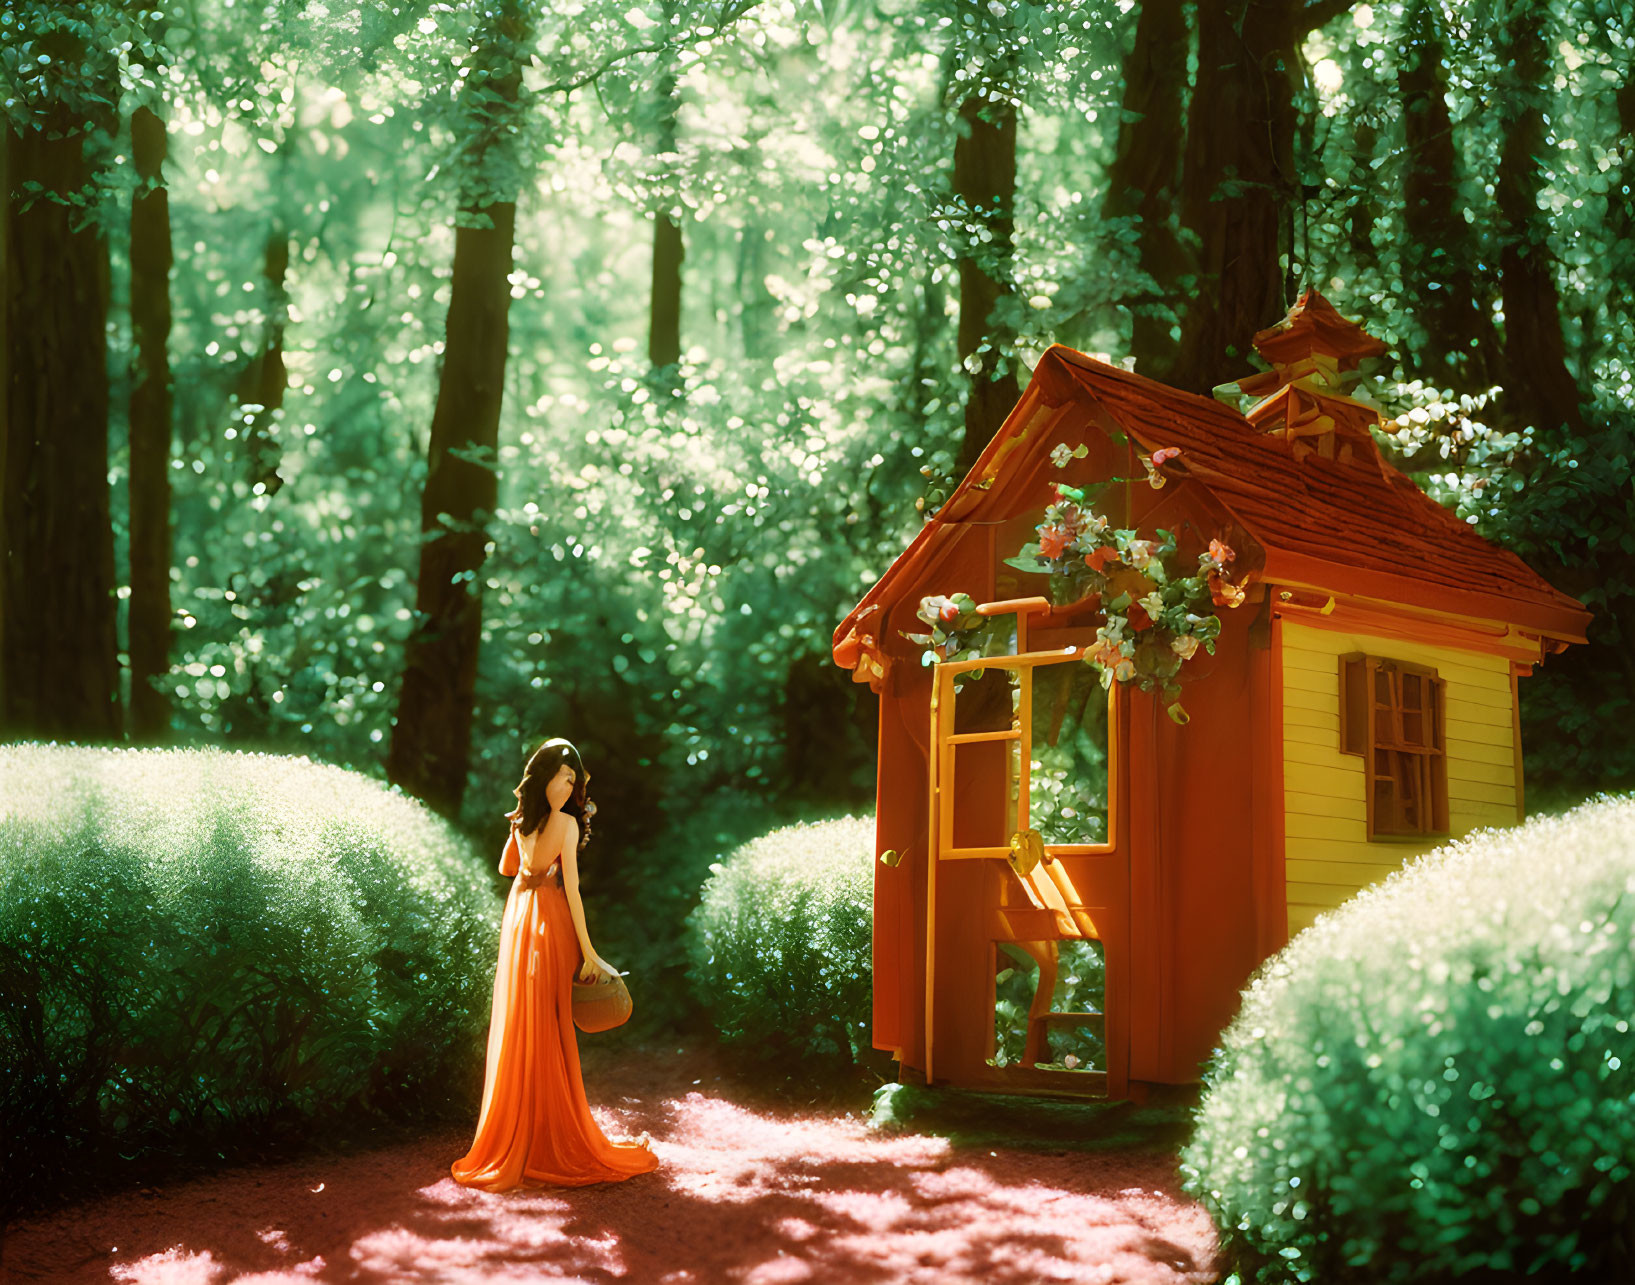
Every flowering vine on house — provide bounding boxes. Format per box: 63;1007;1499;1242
907;443;1250;724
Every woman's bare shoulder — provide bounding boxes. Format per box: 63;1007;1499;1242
541;811;577;844
515;816;557;849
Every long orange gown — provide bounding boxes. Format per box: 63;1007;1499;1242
450;823;658;1190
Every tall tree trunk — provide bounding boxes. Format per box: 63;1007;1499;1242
1397;0;1495;390
649;8;683;375
1;117;121;738
387;5;526;816
647;204;683;372
1496;0;1584;437
953;94;1020;474
128;102;174;741
1170;1;1306;393
1169;2;1354;394
1102;0;1188;379
238;229;289;495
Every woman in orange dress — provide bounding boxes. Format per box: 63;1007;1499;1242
451;738;658;1190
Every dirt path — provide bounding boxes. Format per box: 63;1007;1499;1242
1;1048;1220;1284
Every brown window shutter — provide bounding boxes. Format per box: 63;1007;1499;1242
1429;675;1449;831
1339;653;1369;756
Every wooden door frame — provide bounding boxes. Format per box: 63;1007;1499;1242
925;649;1128;1096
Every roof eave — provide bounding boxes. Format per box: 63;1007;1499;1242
1261;549;1591;644
832;344;1594;665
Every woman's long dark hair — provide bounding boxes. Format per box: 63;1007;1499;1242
506;737;593;850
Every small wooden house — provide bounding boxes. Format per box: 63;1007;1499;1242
832;291;1589;1100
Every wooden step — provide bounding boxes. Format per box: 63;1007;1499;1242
982;1066;1110;1098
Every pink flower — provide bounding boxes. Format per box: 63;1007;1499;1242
1171;634;1200;661
1142;447;1182;490
1125;539;1157;570
1208;538;1235;566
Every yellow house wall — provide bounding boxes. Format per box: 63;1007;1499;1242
1281;619;1518;937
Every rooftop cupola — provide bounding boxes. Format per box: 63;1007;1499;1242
1216;288;1390;464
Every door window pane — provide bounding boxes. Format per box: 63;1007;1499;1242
1025;662;1111;846
952;666;1018;736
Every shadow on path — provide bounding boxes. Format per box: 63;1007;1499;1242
1;1049;1219;1285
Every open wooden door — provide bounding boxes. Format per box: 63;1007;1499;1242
924;600;1130;1098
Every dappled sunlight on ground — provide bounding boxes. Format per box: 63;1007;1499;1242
2;1050;1218;1284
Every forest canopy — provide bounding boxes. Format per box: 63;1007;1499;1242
2;0;1632;849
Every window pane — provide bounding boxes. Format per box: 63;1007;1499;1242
1356;657;1447;839
1025;662;1111;846
1374;778;1396;831
1398;750;1421;828
951;740;1014;848
953;666;1018;736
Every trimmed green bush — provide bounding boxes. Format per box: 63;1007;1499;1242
1181;797;1635;1283
685;815;875;1069
0;744;500;1210
594;787;797;1038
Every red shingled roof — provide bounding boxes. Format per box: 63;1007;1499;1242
835;345;1589;655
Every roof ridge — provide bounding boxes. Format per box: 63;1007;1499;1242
832;344;1589;654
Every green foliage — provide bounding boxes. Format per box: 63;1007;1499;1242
4;0;1634;1070
1181;796;1635;1283
1385;396;1635;796
582;785;797;1039
0;744;499;1213
684;815;877;1070
991;938;1104;1072
903;591;1010;671
1298;1;1635;795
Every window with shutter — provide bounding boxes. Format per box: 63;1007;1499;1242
1339;654;1449;839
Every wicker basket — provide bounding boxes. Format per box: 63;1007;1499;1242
571;969;633;1033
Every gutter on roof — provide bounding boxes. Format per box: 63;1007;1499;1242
1261;550;1590;644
